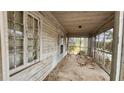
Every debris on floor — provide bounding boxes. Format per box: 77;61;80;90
44;55;110;81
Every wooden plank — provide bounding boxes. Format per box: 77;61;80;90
10;56;52;80
0;12;9;80
51;11;114;37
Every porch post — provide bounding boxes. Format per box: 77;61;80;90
88;37;92;56
0;11;9;80
111;11;124;81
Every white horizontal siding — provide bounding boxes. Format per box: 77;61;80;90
10;15;67;81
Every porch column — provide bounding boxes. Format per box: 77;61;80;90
111;11;124;81
0;12;9;80
67;37;69;54
88;37;92;56
91;37;96;58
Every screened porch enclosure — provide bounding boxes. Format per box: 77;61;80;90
0;11;124;81
94;28;113;74
68;38;88;55
67;28;113;75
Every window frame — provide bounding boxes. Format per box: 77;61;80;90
8;12;41;75
26;13;40;63
95;28;113;74
68;37;88;55
8;11;24;70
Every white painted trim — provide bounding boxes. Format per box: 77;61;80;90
0;11;9;80
40;16;43;61
8;12;43;76
23;11;28;65
115;12;124;80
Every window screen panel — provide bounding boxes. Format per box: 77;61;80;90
105;29;113;53
99;33;104;50
27;14;40;62
99;51;104;66
28;51;34;62
33;50;37;59
80;38;88;55
16;39;23;50
15;12;23;24
34;19;38;29
27;15;33;29
104;53;112;73
7;12;14;22
37;49;40;59
95;28;113;75
96;36;99;48
9;37;14;51
15;24;23;37
8;21;14;37
9;52;15;69
28;39;34;47
15;52;23;67
8;11;24;70
33;39;38;49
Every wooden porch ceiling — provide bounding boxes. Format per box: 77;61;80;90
51;11;115;37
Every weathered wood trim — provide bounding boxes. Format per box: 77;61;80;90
88;37;91;55
111;11;124;81
0;11;9;80
9;11;42;75
39;14;43;61
0;11;67;81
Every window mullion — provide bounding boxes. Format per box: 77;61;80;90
13;12;17;68
103;32;105;67
23;12;27;65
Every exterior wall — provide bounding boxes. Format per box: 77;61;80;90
41;17;67;77
0;11;67;81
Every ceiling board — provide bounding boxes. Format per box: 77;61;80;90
51;11;115;37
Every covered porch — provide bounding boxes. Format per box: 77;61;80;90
0;11;124;81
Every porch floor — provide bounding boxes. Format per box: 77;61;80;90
44;55;110;81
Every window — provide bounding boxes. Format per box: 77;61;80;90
60;45;63;54
68;38;88;55
95;28;113;74
81;38;88;55
8;12;40;74
99;33;104;50
27;14;40;62
104;29;113;53
8;12;24;69
96;36;99;49
104;29;113;73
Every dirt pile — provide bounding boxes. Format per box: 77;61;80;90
44;55;110;81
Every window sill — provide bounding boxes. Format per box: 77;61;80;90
9;59;40;76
